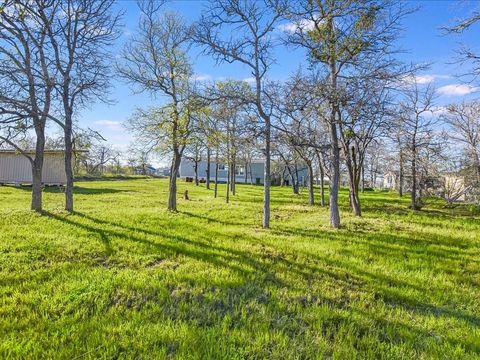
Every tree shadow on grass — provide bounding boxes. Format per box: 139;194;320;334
45;186;135;195
42;210;284;288
48;210;480;331
363;204;480;220
268;226;480;328
177;210;248;226
8;185;133;195
31;209;480;356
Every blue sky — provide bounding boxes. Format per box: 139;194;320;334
76;0;480;162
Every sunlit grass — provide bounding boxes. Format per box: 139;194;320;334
0;179;479;359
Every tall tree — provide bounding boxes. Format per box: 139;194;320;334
0;0;56;211
399;80;438;210
442;101;480;185
284;0;410;227
40;0;121;212
339;78;392;216
119;2;194;211
195;0;286;228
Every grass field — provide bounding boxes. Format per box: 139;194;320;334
0;179;479;359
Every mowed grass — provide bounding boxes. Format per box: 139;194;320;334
0;179;479;359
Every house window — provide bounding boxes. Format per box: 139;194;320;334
235;165;245;175
218;164;226;170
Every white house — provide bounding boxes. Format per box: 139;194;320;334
0;150;67;185
382;170;398;190
180;158;309;185
180;159;265;184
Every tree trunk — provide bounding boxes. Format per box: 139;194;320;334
206;148;211;189
411;144;418;210
295;164;300;188
226;117;230;203
329;120;341;228
319;161;325;207
244;160;248;184
31;163;43;212
214;159;219;198
370;163;374;188
399;148;404;197
328;19;340;228
31;129;45;212
345;146;362;217
194;160;199;186
168;152;181;211
361;165;365;193
64;125;74;212
263;118;271;229
307;162;314;205
231;159;236;195
249;163;253;185
349;174;362;217
226;162;230;204
291;172;299;194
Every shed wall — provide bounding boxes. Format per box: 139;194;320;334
0;153;67;185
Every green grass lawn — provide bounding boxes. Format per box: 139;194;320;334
0;179;479;359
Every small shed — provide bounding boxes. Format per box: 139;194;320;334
0;150;67;185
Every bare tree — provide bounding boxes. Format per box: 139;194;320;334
442;101;480;185
272;77;321;204
38;0;121;212
119;2;194;211
195;0;286;228
444;6;480;83
388;122;407;197
81;142;117;175
339;78;393;216
183;134;204;186
0;0;56;211
399;80;438;210
364;139;387;189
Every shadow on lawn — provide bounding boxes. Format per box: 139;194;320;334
42;210;283;287
363;204;480;220
40;209;480;356
46;186;134;195
10;185;133;195
178;210;248;226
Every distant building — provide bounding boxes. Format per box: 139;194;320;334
155;167;171;177
382;170;398;190
134;165;157;176
380;168;478;203
180;158;308;185
0;150;67;185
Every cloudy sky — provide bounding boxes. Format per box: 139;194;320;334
78;0;480;164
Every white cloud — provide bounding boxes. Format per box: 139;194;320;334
191;74;212;82
424;106;448;118
278;19;316;33
243;77;256;84
94;120;124;131
414;75;436;84
437;84;480;96
432;106;448;115
401;74;451;85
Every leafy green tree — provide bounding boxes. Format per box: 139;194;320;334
284;0;409;227
119;2;194;211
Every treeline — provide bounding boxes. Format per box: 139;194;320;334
1;0;479;230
